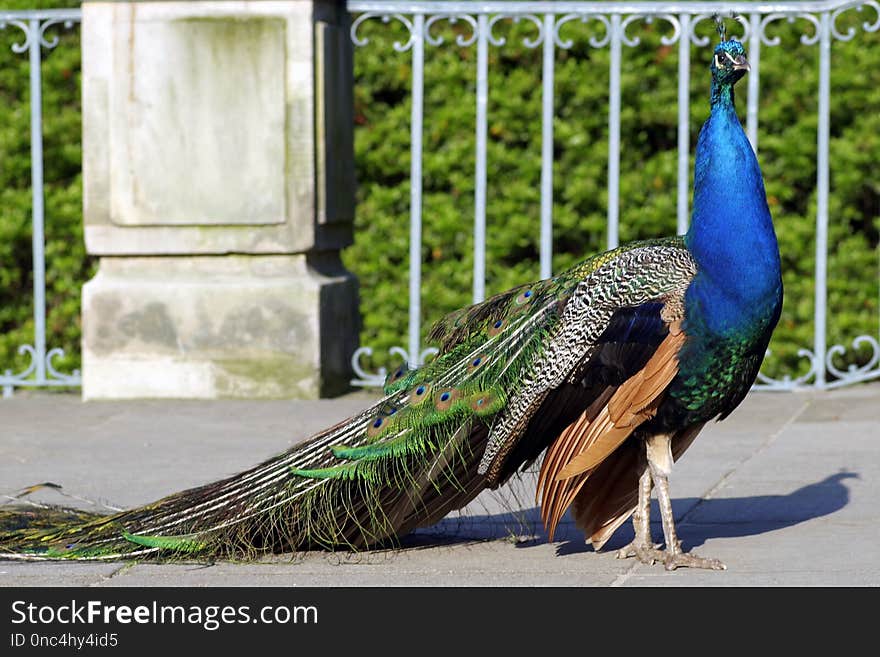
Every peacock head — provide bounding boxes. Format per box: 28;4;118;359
711;40;750;87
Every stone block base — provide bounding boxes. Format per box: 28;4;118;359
81;254;358;400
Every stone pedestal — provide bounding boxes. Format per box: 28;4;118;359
81;0;358;399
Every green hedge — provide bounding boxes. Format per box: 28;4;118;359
0;5;877;386
344;15;879;382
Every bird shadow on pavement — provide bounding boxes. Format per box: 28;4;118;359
408;471;858;555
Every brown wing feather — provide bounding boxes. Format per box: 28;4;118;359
537;326;686;540
535;388;614;533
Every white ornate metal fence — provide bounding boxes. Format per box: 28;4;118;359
0;2;878;395
0;9;80;397
346;0;880;391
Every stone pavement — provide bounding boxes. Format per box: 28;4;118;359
1;384;877;586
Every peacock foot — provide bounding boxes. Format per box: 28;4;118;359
615;540;663;564
661;550;726;571
616;539;726;570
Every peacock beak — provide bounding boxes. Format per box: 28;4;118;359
732;55;750;72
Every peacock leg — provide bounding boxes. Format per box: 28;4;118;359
646;434;726;571
615;455;663;563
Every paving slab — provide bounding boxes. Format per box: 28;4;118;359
1;384;877;586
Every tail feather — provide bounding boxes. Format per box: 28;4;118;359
0;393;496;560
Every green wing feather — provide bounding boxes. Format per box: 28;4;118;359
121;531;206;553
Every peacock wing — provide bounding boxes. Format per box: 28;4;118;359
476;238;697;484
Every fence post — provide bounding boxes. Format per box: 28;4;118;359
80;0;359;399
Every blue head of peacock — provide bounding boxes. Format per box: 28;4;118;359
711;39;750;86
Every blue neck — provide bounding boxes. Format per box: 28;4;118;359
710;78;735;107
683;81;781;335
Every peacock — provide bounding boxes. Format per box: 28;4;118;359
0;34;781;571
